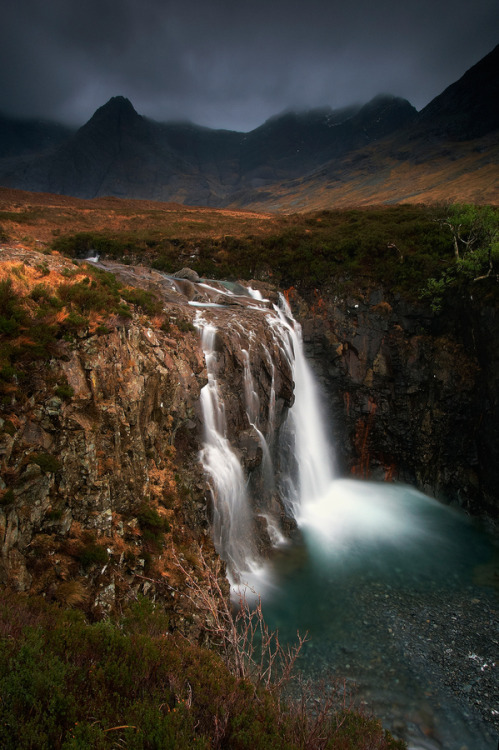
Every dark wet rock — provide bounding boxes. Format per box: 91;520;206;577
237;428;264;471
294;288;499;518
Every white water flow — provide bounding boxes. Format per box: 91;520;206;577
269;295;441;552
240;344;275;493
268;296;335;517
195;315;259;580
195;298;310;589
198;292;440;575
196;294;497;750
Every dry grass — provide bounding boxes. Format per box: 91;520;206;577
53;580;89;607
0;256;99;297
0;187;282;252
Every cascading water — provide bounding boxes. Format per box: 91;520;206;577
195;314;259;580
194;293;316;589
267;296;335;517
239;334;275;495
194;287;497;750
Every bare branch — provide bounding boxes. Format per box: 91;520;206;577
171;545;307;695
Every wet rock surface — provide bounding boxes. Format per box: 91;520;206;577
294;286;499;518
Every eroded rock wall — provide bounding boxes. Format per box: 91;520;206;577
293;287;498;517
0;312;207;614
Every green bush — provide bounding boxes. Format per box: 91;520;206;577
0;278;25;332
55;383;74;400
76;542;108;569
117;303;133;318
30;283;52;302
136;503;169;531
177;318;195;333
0;591;405;750
57;279;120;313
420;204;499;312
121;287;162;316
52;232;134;259
136;503;170;552
35;262;50;276
29;453;62;474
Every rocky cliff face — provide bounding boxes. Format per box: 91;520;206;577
0;250;293;617
0;262;204;618
293;286;499;518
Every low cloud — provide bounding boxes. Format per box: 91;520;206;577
1;0;497;131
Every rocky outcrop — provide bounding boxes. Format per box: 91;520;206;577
294;287;499;517
0;251;295;614
0;287;206;615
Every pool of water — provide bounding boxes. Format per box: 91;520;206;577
257;480;498;750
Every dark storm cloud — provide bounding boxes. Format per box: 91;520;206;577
1;0;498;131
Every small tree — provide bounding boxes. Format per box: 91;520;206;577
421;204;499;311
441;204;499;278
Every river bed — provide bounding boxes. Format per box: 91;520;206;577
258;480;498;750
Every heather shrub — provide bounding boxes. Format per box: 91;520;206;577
136;502;170;551
0;591;406;749
121;287;162;315
52;232;133;259
76;541;108;569
57;278;120;312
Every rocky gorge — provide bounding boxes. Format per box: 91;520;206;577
295;286;499;519
0;238;498;748
0;245;497;612
0;249;298;618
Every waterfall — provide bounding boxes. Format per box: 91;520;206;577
196;287;442;589
268;296;335;518
195;314;259;581
240;341;275;495
195;292;338;586
194;285;497;750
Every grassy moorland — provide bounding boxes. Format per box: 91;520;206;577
0;188;278;246
2;188;498;307
0;187;452;293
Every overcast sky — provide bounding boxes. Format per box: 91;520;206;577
1;0;497;132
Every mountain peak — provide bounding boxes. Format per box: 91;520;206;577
76;95;144;144
91;96;139;120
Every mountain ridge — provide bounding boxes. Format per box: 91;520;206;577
0;45;498;210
